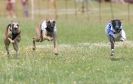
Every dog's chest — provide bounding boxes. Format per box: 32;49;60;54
12;33;19;40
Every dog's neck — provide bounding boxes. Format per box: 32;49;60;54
12;32;20;40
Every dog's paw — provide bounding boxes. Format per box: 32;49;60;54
11;40;15;43
32;47;36;50
111;53;114;56
111;51;115;56
54;52;59;55
48;37;53;41
53;48;58;55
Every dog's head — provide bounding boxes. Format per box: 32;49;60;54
11;22;20;34
111;19;122;33
46;20;55;32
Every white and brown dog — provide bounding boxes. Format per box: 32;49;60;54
33;19;58;55
4;21;21;57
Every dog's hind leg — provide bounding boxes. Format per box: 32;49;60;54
13;42;19;58
32;37;41;50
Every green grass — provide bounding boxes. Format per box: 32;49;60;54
0;17;133;84
0;1;133;84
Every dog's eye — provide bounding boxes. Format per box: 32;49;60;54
53;21;55;24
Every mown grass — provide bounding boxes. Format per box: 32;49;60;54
0;1;133;84
0;16;133;84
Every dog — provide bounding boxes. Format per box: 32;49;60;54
4;21;21;57
33;19;58;55
105;19;126;56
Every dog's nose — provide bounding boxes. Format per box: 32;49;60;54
14;27;17;29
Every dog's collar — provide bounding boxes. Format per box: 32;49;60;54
12;32;20;40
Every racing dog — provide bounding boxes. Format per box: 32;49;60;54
105;19;126;56
32;19;58;55
4;21;21;57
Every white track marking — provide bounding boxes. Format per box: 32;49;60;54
1;41;133;55
25;40;133;50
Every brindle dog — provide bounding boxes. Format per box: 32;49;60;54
4;21;21;57
32;20;58;55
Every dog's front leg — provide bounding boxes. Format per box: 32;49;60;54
42;31;53;41
8;38;14;43
46;36;53;41
32;38;37;50
109;35;115;56
4;39;10;56
53;32;58;55
42;36;51;41
13;42;19;58
32;36;42;50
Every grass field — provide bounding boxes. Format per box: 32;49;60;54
0;1;133;84
0;17;133;84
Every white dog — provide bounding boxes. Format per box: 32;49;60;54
105;19;126;56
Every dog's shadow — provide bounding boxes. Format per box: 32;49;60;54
110;57;125;61
7;54;19;59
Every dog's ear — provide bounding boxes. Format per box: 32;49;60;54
7;24;12;31
52;21;56;26
52;21;56;28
